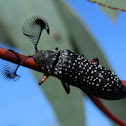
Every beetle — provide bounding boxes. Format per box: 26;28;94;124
2;16;126;100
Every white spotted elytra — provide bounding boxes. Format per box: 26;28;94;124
1;16;126;100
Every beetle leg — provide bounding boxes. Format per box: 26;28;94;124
6;49;33;78
92;57;99;65
38;74;50;85
61;81;70;94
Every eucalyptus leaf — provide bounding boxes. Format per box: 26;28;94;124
87;0;126;12
99;6;119;21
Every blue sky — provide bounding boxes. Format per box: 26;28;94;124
1;0;126;126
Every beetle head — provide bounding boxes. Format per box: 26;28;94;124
33;49;60;73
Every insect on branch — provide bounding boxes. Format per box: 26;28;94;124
1;46;126;126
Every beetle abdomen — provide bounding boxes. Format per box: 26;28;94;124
53;50;126;100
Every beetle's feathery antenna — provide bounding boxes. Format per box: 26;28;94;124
7;16;50;79
0;16;50;81
0;50;21;81
22;16;50;52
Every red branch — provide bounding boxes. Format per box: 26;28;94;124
0;47;42;72
121;80;126;89
87;95;126;126
0;47;126;126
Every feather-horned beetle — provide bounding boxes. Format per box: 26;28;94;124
1;16;126;100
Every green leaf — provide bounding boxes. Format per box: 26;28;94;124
99;6;119;21
87;0;126;12
0;20;14;46
102;99;126;126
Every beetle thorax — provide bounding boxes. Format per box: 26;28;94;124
33;50;60;73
